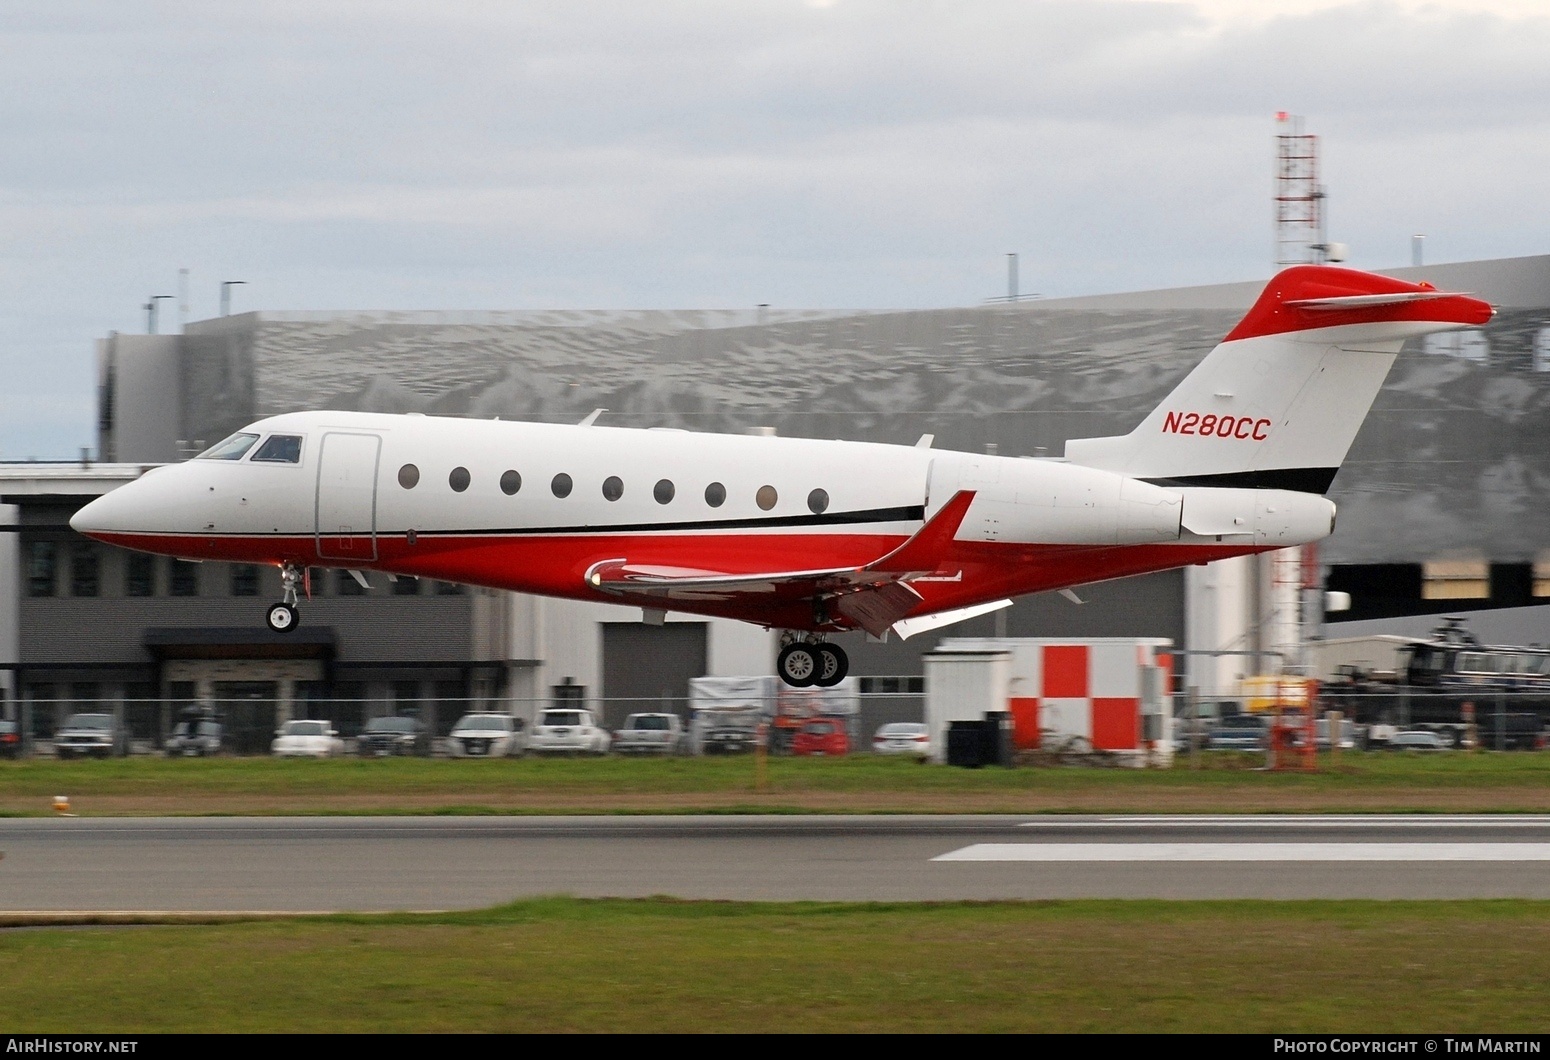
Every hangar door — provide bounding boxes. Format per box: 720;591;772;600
600;623;708;731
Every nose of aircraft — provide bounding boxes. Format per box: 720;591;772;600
70;482;140;540
69;468;173;540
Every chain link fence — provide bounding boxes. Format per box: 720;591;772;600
3;692;927;758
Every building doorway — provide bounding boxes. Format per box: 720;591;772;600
600;623;708;731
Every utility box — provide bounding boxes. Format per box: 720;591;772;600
935;638;1174;765
922;649;1011;764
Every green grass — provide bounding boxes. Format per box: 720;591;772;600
3;898;1549;1032
3;751;1550;816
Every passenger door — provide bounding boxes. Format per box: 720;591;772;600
315;432;381;561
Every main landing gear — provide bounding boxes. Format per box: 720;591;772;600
265;563;306;633
776;636;849;688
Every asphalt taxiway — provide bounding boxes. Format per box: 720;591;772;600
1;814;1548;912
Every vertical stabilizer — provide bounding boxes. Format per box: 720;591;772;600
1064;266;1493;492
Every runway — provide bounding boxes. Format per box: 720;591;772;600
1;814;1549;912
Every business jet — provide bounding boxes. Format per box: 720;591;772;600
71;265;1491;687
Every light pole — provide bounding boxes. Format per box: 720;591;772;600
220;280;247;317
145;295;173;334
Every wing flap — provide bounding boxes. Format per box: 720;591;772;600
835;581;923;639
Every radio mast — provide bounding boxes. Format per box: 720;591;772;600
1274;112;1326;266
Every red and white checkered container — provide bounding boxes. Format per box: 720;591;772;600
929;638;1174;760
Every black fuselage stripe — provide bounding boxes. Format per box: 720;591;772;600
1143;468;1338;494
120;505;929;540
410;504;926;536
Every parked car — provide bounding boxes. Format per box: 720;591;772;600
447;713;526;758
1206;721;1266;751
0;720;20;759
355;715;431;757
613;713;685;755
54;713;126;759
271;719;344;758
1384;730;1448;751
528;708;611;755
165;716;223;757
872;722;930;757
792;718;849;757
698;709;760;754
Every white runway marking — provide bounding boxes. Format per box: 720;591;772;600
1020;815;1550;828
934;843;1550;862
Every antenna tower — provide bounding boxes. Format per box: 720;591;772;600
1274;113;1325;266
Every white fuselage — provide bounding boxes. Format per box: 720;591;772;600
71;410;1333;633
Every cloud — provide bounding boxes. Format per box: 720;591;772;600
0;1;1547;454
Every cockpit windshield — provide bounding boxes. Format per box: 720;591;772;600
198;433;260;461
251;434;304;464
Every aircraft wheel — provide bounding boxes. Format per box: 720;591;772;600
814;644;849;687
777;644;820;687
265;602;299;633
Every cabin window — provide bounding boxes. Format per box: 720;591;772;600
602;476;624;502
398;464;420;489
552;473;573;498
198;433;260;461
756;485;777;511
500;470;521;496
251;435;303;463
705;482;726;507
654;479;675;504
449;467;471;492
807;488;829;515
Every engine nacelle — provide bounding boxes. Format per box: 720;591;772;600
1178;487;1337;546
934;456;1184;545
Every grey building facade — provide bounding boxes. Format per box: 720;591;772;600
7;251;1535;747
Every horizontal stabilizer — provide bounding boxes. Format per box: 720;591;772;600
1284;290;1471;310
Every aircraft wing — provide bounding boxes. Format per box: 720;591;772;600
583;491;978;636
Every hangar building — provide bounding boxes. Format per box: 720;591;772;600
3;254;1547;744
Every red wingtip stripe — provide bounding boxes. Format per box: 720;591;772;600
1223;265;1494;343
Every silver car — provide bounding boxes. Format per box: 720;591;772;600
613;713;685;755
447;713;526;758
872;722;930;757
528;708;611;755
54;713;125;759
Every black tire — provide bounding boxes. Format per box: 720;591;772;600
814;644;849;687
777;644;820;687
266;602;299;633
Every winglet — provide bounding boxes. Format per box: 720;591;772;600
866;490;976;574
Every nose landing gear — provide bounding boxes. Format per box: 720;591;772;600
266;602;298;633
776;636;849;688
265;563;307;633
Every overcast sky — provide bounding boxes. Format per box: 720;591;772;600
3;0;1547;457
